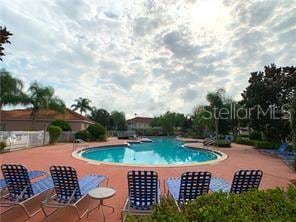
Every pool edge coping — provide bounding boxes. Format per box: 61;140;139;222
71;142;228;167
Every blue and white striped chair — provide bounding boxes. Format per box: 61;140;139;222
166;171;211;210
0;164;54;219
210;169;263;194
122;171;160;220
0;170;46;190
41;166;107;219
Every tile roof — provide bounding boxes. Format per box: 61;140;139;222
127;116;153;124
0;108;95;123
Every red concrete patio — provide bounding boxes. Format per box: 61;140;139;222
0;137;295;222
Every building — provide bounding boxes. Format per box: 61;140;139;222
0;108;95;131
127;117;153;130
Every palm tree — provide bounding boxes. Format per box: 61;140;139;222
71;97;92;115
0;69;29;108
28;82;65;129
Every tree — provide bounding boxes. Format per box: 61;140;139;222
110;111;127;131
291;91;296;150
206;89;230;135
89;108;110;129
242;64;296;141
28;82;65;129
0;26;13;61
162;112;176;135
71;97;92;115
0;69;29;108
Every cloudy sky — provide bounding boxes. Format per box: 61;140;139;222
1;0;295;118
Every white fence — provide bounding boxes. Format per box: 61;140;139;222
0;131;49;151
58;131;77;142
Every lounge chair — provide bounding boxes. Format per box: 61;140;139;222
166;171;211;210
210;169;263;194
0;164;54;219
122;171;159;220
41;166;107;219
0;170;46;190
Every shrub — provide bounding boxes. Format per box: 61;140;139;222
249;131;262;141
0;141;7;151
47;125;62;144
126;185;296;222
235;136;255;146
87;124;107;141
216;140;231;147
75;130;91;142
49;119;71;131
254;140;280;149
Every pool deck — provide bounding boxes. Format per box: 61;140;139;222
0;137;295;222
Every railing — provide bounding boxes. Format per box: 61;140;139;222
72;139;89;152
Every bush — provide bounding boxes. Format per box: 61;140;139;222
254;141;280;149
49;119;71;131
235;136;255;146
249;131;262;141
47;125;62;144
0;141;7;151
75;130;91;142
87;124;107;141
126;185;296;222
216;140;231;147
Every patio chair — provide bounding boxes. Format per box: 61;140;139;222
41;165;107;219
0;164;54;219
210;169;263;194
166;171;211;210
122;170;159;220
0;169;46;190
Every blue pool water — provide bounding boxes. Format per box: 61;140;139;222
81;138;219;165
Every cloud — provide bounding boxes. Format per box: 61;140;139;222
1;0;295;118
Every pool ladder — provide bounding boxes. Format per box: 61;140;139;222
72;139;89;152
203;139;216;149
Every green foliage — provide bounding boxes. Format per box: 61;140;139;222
235;136;255;146
291;91;296;151
254;140;280;149
0;141;7;151
71;97;92;115
89;108;110;128
87;124;107;141
110;111;127;131
242;64;296;141
216;140;231;147
47;125;62;144
28;82;65;129
0;69;29;108
75;130;91;142
127;186;296;222
249;131;262;141
49;119;71;131
0;26;13;61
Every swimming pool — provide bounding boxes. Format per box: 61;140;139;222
76;138;225;166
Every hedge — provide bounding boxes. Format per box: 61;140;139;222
49;119;71;131
249;131;262;141
87;124;107;141
235;137;255;146
126;185;296;222
47;125;62;144
215;140;231;147
0;141;7;151
254;140;280;149
75;130;91;142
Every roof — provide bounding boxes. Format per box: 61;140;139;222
127;117;153;124
0;108;95;123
